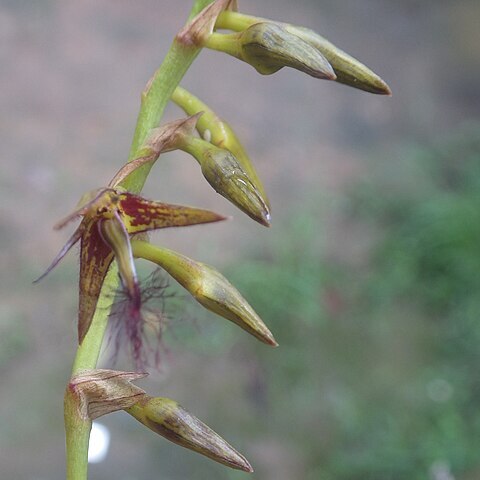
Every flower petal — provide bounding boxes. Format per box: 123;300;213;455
118;192;227;234
78;218;115;343
33;226;82;283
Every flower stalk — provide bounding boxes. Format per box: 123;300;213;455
64;1;220;479
46;1;392;478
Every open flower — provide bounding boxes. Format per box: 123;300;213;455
36;185;225;366
36;114;278;370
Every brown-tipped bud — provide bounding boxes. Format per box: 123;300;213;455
205;23;335;79
131;242;278;347
67;369;147;420
127;396;253;472
180;137;271;227
284;25;391;95
214;11;390;95
191;263;278;346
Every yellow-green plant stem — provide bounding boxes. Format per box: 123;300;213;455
216;10;259;31
203;31;243;59
65;2;215;479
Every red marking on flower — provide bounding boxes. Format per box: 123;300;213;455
36;187;226;350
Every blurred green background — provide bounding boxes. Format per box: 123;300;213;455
1;0;480;479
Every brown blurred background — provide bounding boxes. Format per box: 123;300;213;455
1;1;480;479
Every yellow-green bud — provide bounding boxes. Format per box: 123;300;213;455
131;242;278;347
215;11;391;95
205;23;335;79
171;86;270;207
179;136;271;227
127;396;253;472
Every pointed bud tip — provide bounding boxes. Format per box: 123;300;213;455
262;330;279;347
324;70;337;81
369;77;392;96
381;83;392;96
239;458;254;473
212;212;229;222
257;210;271;227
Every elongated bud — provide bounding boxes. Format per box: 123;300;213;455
171;86;270;207
178;135;270;227
283;25;391;95
205;22;335;79
215;11;390;95
132;241;278;347
127;396;253;472
215;11;392;95
66;369;147;420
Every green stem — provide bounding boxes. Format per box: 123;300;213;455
203;32;243;60
65;389;91;480
215;11;260;31
64;2;215;479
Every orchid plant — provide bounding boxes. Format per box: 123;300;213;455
37;1;390;478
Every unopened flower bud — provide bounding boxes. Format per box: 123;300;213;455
131;242;278;347
171;86;270;207
205;23;335;79
127;396;253;472
179;136;270;227
215;11;391;95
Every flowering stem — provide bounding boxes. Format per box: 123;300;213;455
65;2;215;479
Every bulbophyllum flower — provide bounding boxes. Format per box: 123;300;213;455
35;181;226;365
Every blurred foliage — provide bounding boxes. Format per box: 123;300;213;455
172;126;480;480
